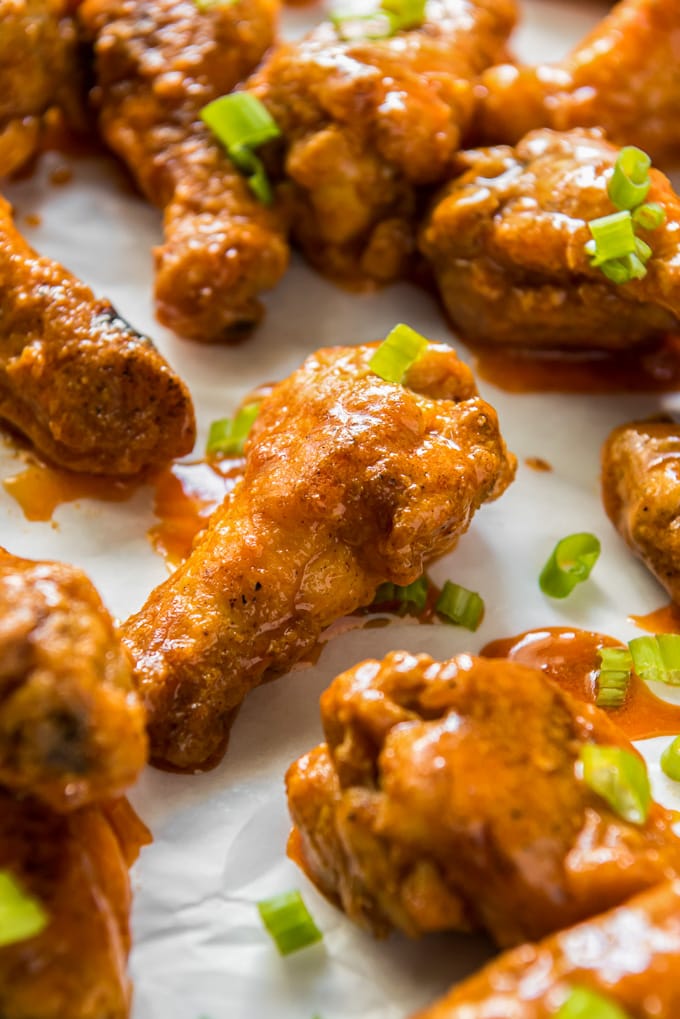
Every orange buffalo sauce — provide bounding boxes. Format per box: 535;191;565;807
630;602;680;635
482;627;680;741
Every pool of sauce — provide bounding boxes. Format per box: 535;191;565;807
472;334;680;393
482;627;680;740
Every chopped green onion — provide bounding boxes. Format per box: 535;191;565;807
661;736;680;782
556;985;631;1019
0;871;48;947
332;0;425;40
587;211;636;266
595;646;632;709
608;146;651;211
435;581;484;631
539;532;600;599
579;744;651;825
374;576;429;612
200;94;280;204
206;401;260;456
598;258;633;284
368;324;429;383
381;0;426;30
193;0;237;9
633;201;666;231
629;634;680;686
257;890;322;956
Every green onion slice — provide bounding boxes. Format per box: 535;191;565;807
331;10;393;39
579;744;651;825
257;890;322;956
661;736;680;782
587;210;636;266
193;0;237;9
0;871;48;947
435;581;484;631
368;324;429;383
200;94;280;204
381;0;426;30
629;634;680;686
608;146;652;211
595;646;632;709
206;401;260;456
556;985;631;1019
632;201;666;231
374;576;429;612
598;258;633;285
539;532;600;599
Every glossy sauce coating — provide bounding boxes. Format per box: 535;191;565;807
122;342;516;770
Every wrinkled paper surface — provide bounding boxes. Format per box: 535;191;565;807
3;2;680;1016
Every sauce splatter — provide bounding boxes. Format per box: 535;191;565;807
525;456;552;472
3;459;141;522
630;602;680;635
482;627;680;741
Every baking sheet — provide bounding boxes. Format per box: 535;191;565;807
3;1;680;1016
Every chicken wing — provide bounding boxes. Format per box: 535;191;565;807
0;194;196;473
478;0;680;167
0;791;149;1019
0;0;81;177
0;548;147;812
121;340;516;770
602;418;680;605
420;129;680;351
286;650;680;947
247;0;517;287
79;0;287;342
410;880;680;1019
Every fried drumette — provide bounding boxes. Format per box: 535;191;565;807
287;651;680;948
0;790;149;1019
79;0;286;341
246;0;517;287
420;129;680;351
478;0;680;166
0;0;82;177
122;341;516;770
0;194;196;473
410;881;680;1019
0;548;147;812
602;418;680;605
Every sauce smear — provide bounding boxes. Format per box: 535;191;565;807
630;603;680;635
482;627;680;740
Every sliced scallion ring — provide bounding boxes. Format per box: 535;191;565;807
206;401;260;456
579;744;651;825
368;324;429;383
200;94;280;204
661;736;680;782
587;210;636;266
374;576;429;612
435;581;484;631
608;146;652;211
628;634;680;686
0;871;48;947
539;532;600;599
381;0;426;30
632;201;666;231
556;985;632;1019
257;890;322;955
595;646;632;709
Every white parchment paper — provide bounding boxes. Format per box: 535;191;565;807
3;2;680;1016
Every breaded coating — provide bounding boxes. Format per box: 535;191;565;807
602;418;680;604
0;548;147;813
420;129;680;351
286;651;680;948
0;0;81;177
0;194;196;473
79;0;287;342
410;881;680;1019
0;791;149;1019
246;0;517;286
122;342;516;770
478;0;680;166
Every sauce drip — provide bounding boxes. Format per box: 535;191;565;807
630;603;680;635
3;460;141;522
482;627;680;740
472;334;680;393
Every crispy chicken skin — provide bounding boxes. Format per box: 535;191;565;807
410;881;680;1019
0;0;81;178
0;791;149;1019
602;419;680;605
0;548;147;813
79;0;286;342
0;194;196;473
478;0;680;167
286;651;680;947
246;0;517;286
420;129;680;351
122;342;516;770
